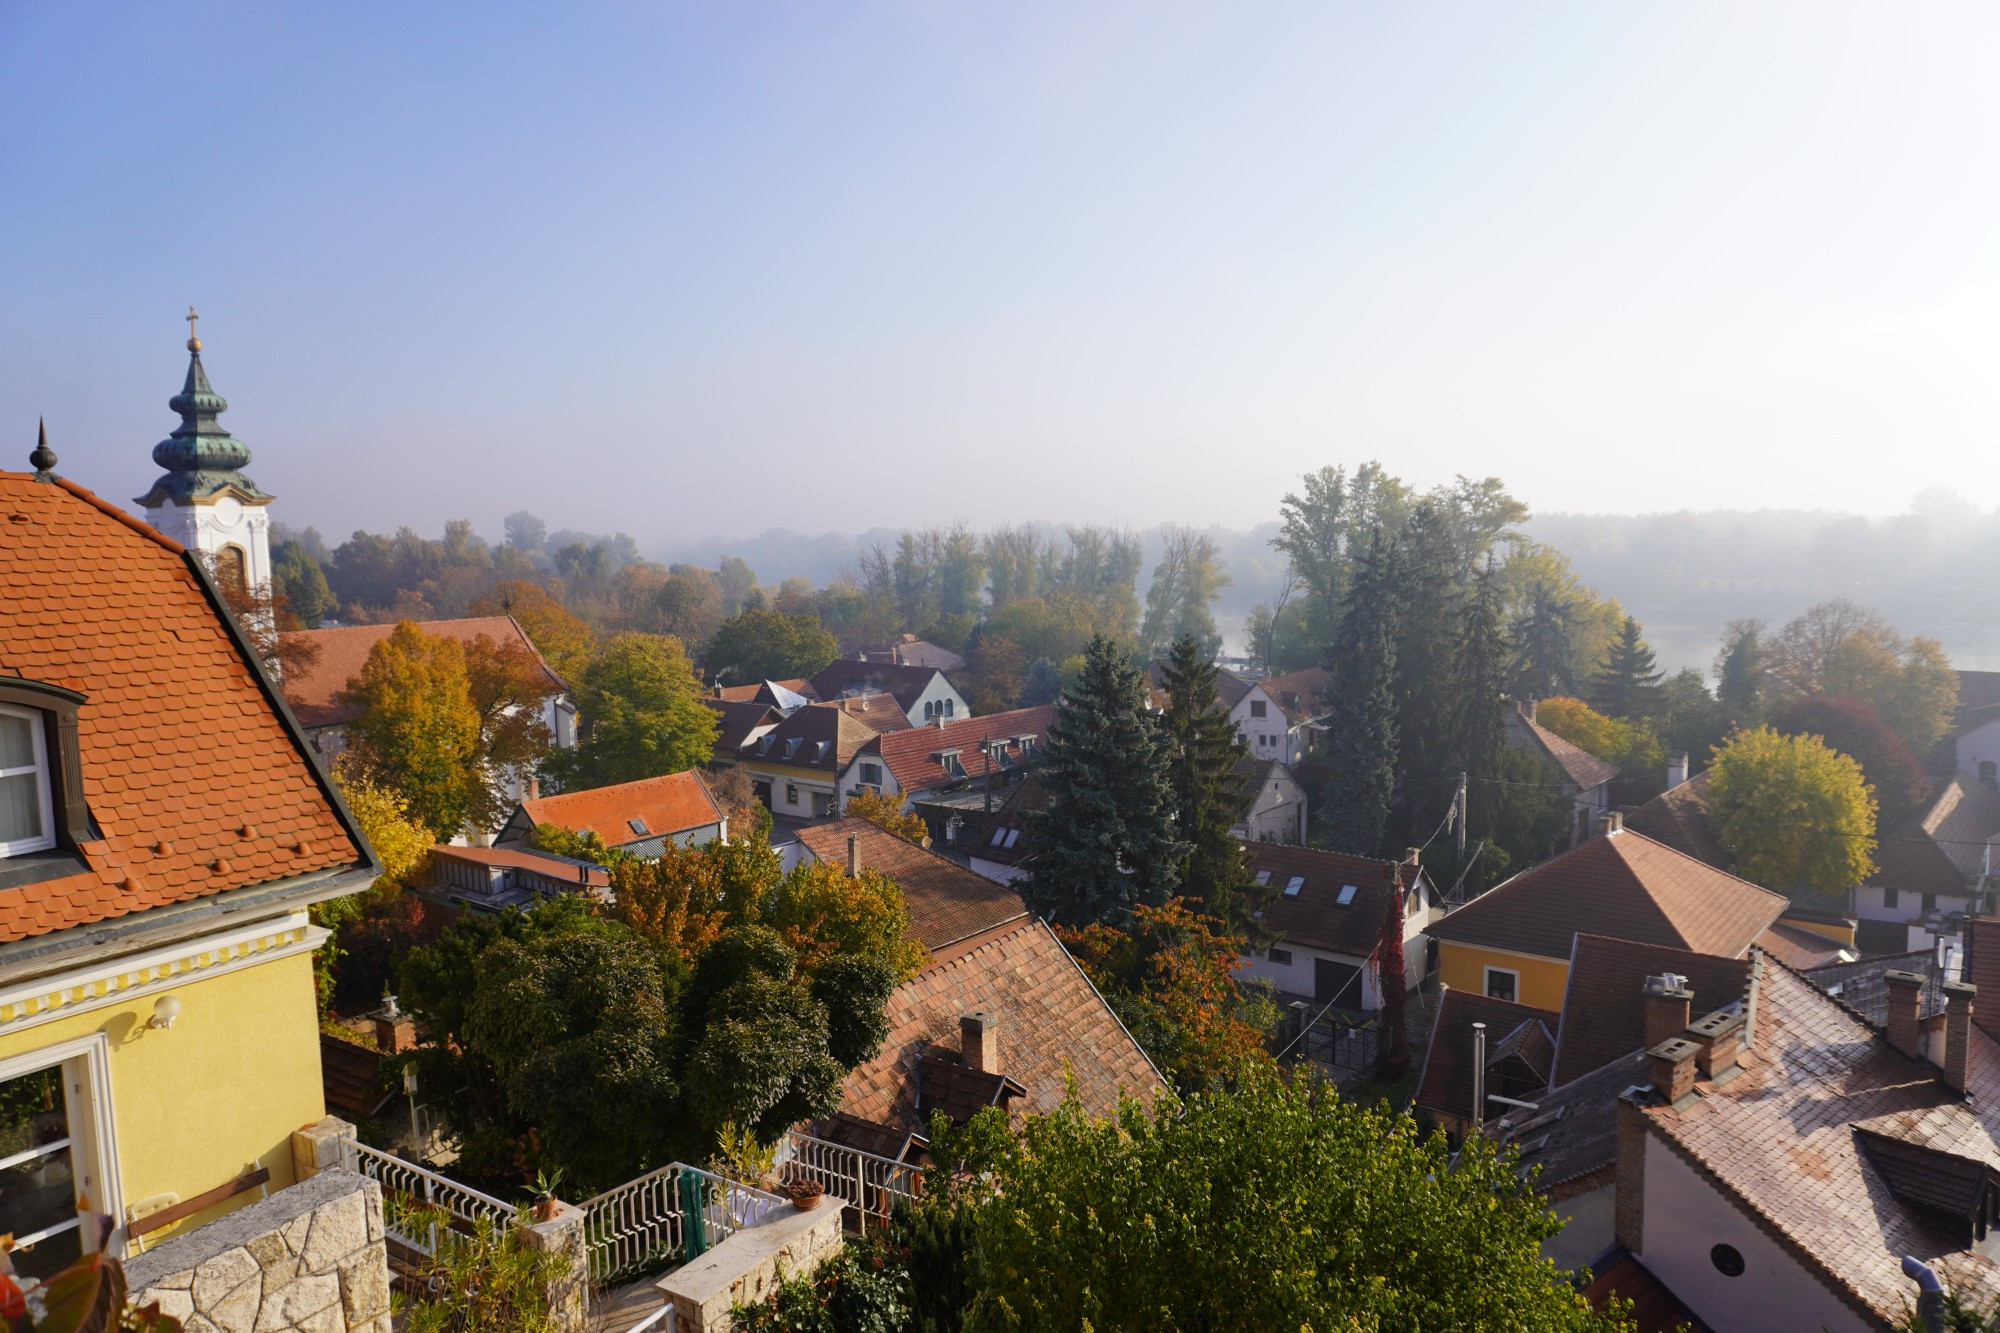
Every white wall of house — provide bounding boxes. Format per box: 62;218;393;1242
1851;882;1973;924
904;677;970;723
1639;1131;1871;1333
1227;687;1313;767
1234;769;1307;844
1567;781;1612;847
1958;719;2000;787
1237;943;1379;1008
833;753;901;811
744;766;840;820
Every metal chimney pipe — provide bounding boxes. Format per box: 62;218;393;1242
1471;1022;1487;1133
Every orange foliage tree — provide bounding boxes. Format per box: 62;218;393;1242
842;787;929;844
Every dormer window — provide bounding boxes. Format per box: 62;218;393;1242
939;750;966;779
0;706;54;856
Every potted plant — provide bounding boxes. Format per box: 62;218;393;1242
530;1166;565;1222
783;1177;824;1211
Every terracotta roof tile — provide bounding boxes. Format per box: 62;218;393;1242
868;707;1055;795
1425;829;1785;963
1549;934;1749;1086
794;819;1027;950
1508;708;1619;791
1623;771;1730;874
280;616;566;728
0;474;370;943
1413;989;1559;1124
747;704;883;775
1247;842;1410;958
518;770;722;844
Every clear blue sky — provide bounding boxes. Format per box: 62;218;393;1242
3;3;1995;549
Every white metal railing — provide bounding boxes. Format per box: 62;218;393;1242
778;1131;922;1224
579;1163;786;1285
338;1139;516;1255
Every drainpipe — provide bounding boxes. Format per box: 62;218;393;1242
1471;1022;1487;1134
1902;1256;1945;1333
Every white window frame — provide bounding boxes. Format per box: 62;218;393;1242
0;705;56;858
0;1033;121;1258
1483;966;1521;1003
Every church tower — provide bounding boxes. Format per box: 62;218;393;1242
135;310;274;599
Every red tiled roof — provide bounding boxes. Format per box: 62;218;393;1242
320;1032;393;1119
1425;829;1786;963
869;706;1055;794
1244;842;1409;958
1623;771;1730;874
281;616;566;728
1641;961;2000;1324
0;474;371;943
518;770;722;843
1413;989;1559;1123
833;917;1163;1132
1508;708;1619;791
1754;919;1849;970
1582;1249;1711;1333
823;692;913;735
795;819;1027;950
1549;934;1750;1086
1259;667;1332;726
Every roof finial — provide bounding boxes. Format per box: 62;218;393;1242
185;305;201;354
30;418;58;482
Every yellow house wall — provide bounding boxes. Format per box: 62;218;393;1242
0;950;325;1244
1779;916;1856;947
1436;942;1571;1011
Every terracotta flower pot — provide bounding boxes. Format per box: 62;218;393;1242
785;1180;824;1211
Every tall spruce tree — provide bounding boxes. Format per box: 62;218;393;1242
1715;619;1767;729
1387;503;1464;845
1455;556;1511;838
1510;587;1577;702
1592;615;1662;717
1020;636;1186;927
1319;535;1401;857
1157;635;1267;935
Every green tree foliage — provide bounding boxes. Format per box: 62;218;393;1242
1709;725;1877;903
1714;618;1767;728
707;608;840;685
1535;696;1667;800
340;622;483;837
717;557;758;617
1273;462;1412;660
955;1068;1629;1332
1156;637;1265;934
468;580;597;685
1501;542;1625;700
1319;535;1400;856
1765;599;1959;753
1385;502;1463;845
1018;657;1061;707
503;510;547;553
548;633;717;791
1020;636;1185;927
1140;526;1230;658
272;540;335;628
1454;557;1512;847
1647;667;1729;773
1592;615;1662;718
398;1204;572;1333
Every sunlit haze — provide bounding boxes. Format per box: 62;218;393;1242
4;3;1996;543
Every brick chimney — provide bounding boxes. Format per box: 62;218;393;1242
1642;974;1692;1051
1599;811;1624;837
1647;1037;1700;1104
1685;1008;1746;1080
846;833;861;877
527;774;540;802
961;1011;997;1074
374;996;416;1055
1614;1095;1650;1253
1943;980;1977;1093
1885;969;1925;1060
1668;752;1689;789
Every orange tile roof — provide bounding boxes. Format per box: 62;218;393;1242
1259;667;1332;726
1508;708;1619;791
822;692;913;734
832;916;1163;1132
1425;829;1786;963
0;473;371;943
281;616;566;728
714;679;818;706
794;819;1027;950
747;704;884;775
518;770;722;844
1623;771;1730;874
869;706;1054;794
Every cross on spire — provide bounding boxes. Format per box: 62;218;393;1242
185;306;201;353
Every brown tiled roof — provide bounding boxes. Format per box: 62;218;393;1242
833;917;1163;1133
823;692;913;734
870;706;1054;795
1501;1047;1644;1197
1413;989;1559;1124
1581;1249;1712;1333
1870;774;2000;897
962;777;1045;869
432;844;611;890
852;638;967;672
1805;949;1949;1027
1623;771;1730;874
713;678;818;706
1549;934;1750;1086
1508;708;1619;791
1424;829;1786;963
1638;961;2000;1323
747;704;883;775
1260;667;1332;726
320;1032;393;1119
518;770;722;843
915;1048;1026;1123
1212;671;1252;710
810;661;954;715
795;819;1028;950
0;474;372;943
703;698;781;754
1246;842;1407;958
281;615;566;729
1754;919;1850;970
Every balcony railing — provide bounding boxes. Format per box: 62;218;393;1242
778;1131;922;1226
578;1163;787;1286
337;1139;516;1255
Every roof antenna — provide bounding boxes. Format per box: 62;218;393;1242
29;418;58;482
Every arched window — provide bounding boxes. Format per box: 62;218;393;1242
215;545;249;600
0;705;54;856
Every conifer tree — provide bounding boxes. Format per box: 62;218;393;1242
1592;616;1662;717
1387;503;1462;845
1157;635;1266;934
1714;618;1767;728
1020;636;1185;927
1454;556;1511;835
1509;588;1576;703
1319;536;1400;857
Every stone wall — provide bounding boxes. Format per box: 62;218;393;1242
124;1169;391;1333
656;1198;847;1333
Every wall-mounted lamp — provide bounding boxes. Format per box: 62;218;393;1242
148;995;182;1030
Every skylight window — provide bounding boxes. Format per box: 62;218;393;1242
991;827;1008;846
1253;870;1272;886
1335;884;1358;906
1003;829;1020;849
627;818;649;836
1284;875;1305;897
